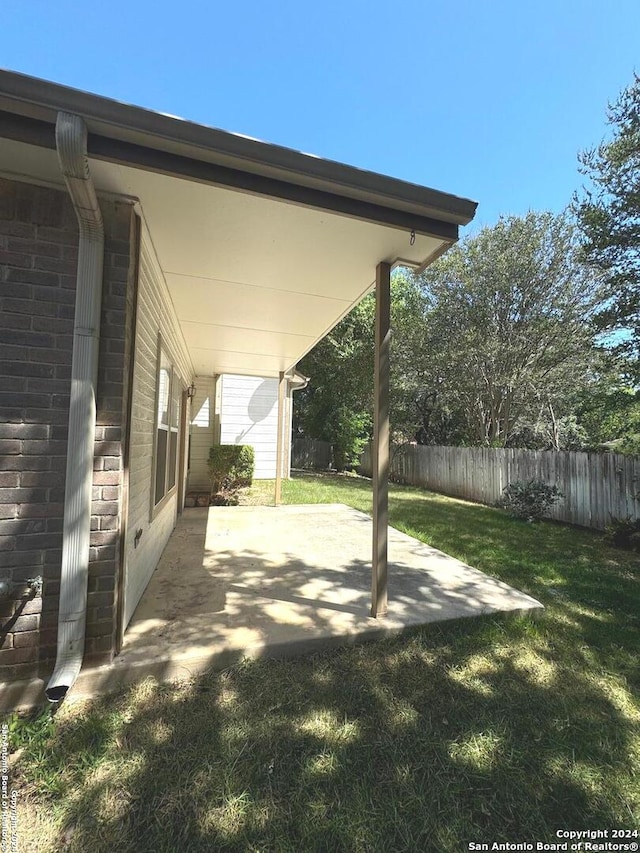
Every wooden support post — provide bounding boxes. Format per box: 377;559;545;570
372;261;390;618
274;371;286;506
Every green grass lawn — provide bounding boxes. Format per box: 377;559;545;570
9;474;640;852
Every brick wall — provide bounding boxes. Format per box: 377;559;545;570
87;196;137;667
0;177;137;683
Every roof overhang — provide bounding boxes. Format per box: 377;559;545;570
0;70;477;378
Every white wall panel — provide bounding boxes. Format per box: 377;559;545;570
219;374;280;479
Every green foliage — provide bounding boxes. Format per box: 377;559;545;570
296;296;375;471
329;407;371;472
604;516;640;551
574;74;640;376
296;214;604;454
7;708;55;751
499;478;563;522
417;212;603;448
508;413;590;451
296;273;460;463
576;375;640;449
618;434;640;455
207;444;254;504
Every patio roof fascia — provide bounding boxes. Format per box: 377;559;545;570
0;70;477;238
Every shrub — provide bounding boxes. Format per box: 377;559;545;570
331;407;371;472
604;516;640;552
207;445;255;505
499;478;563;522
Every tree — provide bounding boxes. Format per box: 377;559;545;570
295;296;374;471
389;270;472;446
574;74;640;375
387;271;461;445
294;269;440;470
416;212;604;448
294;272;436;467
575;362;640;452
295;213;604;459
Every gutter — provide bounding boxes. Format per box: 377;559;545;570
0;70;477;228
45;113;104;703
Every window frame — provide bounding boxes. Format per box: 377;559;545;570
150;334;183;520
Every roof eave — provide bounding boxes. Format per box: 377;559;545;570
0;69;478;231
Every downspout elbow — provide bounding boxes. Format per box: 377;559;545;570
288;370;309;391
45;113;104;704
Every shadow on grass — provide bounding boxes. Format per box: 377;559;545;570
386;487;640;684
15;618;640;852
12;474;640;851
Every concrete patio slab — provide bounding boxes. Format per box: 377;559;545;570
69;504;542;699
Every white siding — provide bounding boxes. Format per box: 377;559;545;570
219;374;285;479
187;375;219;491
124;228;193;628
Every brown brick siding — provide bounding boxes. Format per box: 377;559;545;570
0;177;137;682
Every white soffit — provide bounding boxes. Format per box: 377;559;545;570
88;161;447;378
0;137;449;378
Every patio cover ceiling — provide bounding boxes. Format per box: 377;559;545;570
0;71;477;379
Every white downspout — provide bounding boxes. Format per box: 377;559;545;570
46;113;104;703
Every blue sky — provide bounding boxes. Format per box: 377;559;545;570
2;0;638;232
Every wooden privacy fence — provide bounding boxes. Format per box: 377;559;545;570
292;438;332;470
360;444;640;530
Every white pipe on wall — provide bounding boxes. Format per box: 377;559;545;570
46;113;105;702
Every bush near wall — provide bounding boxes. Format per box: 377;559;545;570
499;479;563;522
360;443;640;531
207;445;255;504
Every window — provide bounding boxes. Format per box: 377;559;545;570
154;343;182;509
